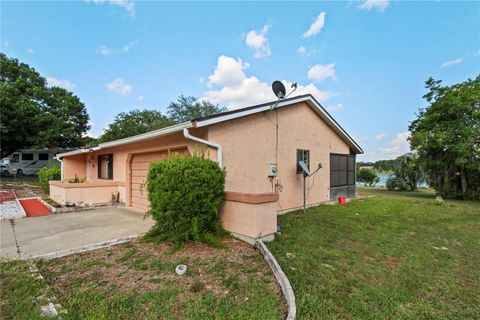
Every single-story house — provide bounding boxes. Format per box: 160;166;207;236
51;94;362;243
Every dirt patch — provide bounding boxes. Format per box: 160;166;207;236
383;257;402;271
40;238;283;307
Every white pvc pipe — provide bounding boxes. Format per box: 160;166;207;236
183;128;223;168
53;156;64;181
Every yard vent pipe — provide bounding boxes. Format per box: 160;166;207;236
183;128;223;168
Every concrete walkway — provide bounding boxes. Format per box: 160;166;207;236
0;207;154;259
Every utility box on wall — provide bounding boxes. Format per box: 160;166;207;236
268;163;277;177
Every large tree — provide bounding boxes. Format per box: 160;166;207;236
0;53;90;157
409;76;480;199
167;95;226;123
99;109;174;143
98;96;226;143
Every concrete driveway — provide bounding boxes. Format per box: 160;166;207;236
1;207;154;259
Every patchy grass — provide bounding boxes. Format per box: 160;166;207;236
0;175;41;187
268;188;480;320
1;239;285;319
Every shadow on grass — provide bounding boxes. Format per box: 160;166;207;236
358;187;436;200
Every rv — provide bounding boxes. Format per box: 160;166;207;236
7;149;67;176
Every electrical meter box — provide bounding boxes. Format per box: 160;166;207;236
268;163;277;177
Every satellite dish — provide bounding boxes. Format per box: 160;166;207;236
272;81;286;99
298;160;310;176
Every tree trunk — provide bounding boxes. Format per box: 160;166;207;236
460;168;468;194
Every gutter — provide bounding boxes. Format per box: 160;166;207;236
53;156;64;180
183;128;223;168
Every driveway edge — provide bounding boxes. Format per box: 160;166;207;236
256;239;296;320
30;233;144;260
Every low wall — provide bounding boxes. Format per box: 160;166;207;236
221;191;278;243
49;181;120;205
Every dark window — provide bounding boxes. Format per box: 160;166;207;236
39;153;49;160
296;149;310;174
11;154;19;163
98;154;113;180
22;153;33;161
330;154;355;187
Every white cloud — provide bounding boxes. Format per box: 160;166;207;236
107;78;132;96
375;133;387;140
297;46;306;54
121;40;139;52
208;55;250;87
308;63;336;82
326;103;344;112
137;95;144;101
97;45;113;56
245;25;271;58
26;48;34;54
440;58;463;68
87;0;135;16
46;77;76;90
303;12;326;38
379;131;410;156
359;0;390;11
202;55;333;109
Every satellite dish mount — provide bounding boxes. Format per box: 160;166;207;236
271;81;298;110
298;161;322;214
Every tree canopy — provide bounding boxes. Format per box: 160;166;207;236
409;76;480;199
166;95;226;123
0;53;90;157
98;96;226;143
98;109;174;143
356;168;380;186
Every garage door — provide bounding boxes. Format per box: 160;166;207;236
130;149;186;211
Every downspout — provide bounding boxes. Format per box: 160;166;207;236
183;128;223;168
53;156;64;180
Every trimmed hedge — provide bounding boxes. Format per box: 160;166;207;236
146;155;225;246
37;165;61;193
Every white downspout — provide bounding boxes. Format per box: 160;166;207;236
54;156;64;180
183;128;223;168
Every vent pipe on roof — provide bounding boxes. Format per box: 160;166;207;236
183;128;223;169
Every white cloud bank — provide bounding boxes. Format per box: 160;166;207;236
375;133;387;140
46;77;76;90
303;12;326;38
245;25;271;58
87;0;135;16
308;63;336;82
202;55;333;109
107;78;132;96
359;0;390;11
440;58;463;68
379;131;410;156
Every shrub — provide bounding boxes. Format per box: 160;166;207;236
386;176;408;191
357;168;380;186
145;155;225;246
37;165;61;193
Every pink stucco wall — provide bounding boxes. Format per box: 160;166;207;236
207;102;351;211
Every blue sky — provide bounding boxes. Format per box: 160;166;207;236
2;0;479;161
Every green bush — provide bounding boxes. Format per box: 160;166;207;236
357;168;380;186
386;176;409;191
37;165;61;193
146;155;226;246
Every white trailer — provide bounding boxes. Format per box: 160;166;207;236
7;149;67;176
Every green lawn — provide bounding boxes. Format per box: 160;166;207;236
268;188;480;320
0;239;284;320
